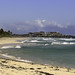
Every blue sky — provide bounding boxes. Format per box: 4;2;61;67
0;0;75;35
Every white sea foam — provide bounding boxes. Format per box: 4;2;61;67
60;38;75;41
15;45;21;48
21;40;29;43
44;44;49;46
30;40;41;42
1;46;14;49
51;42;75;45
43;38;55;41
1;45;21;49
18;59;32;62
43;38;50;40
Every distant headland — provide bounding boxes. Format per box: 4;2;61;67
13;31;75;38
0;28;75;38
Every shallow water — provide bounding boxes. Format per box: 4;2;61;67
0;37;75;68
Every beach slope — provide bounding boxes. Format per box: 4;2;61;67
0;58;75;75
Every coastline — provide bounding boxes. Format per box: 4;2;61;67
0;37;75;75
0;37;28;49
0;56;75;75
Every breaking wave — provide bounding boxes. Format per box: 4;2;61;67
51;42;75;45
1;46;14;49
15;45;21;48
1;45;21;49
21;40;29;43
30;40;41;42
44;44;49;46
60;38;75;41
43;38;56;41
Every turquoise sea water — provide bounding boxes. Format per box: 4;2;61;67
0;38;75;68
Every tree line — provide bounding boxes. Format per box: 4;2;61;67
0;28;12;37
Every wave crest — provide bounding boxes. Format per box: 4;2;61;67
51;42;75;45
1;45;21;49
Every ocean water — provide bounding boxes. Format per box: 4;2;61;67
0;37;75;68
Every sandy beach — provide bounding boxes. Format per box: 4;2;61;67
0;37;26;44
0;57;75;75
0;37;75;75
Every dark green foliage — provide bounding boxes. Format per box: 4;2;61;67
0;28;12;37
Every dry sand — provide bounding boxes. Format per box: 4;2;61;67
0;37;75;75
0;58;75;75
0;37;26;44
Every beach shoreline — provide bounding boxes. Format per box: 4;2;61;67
0;37;75;75
0;55;75;75
0;37;27;44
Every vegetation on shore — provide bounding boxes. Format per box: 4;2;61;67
0;28;75;38
0;28;12;37
13;31;75;38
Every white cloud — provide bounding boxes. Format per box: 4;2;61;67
35;19;44;27
57;24;63;28
42;19;46;22
1;19;73;34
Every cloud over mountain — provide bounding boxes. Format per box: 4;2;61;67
1;19;75;35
